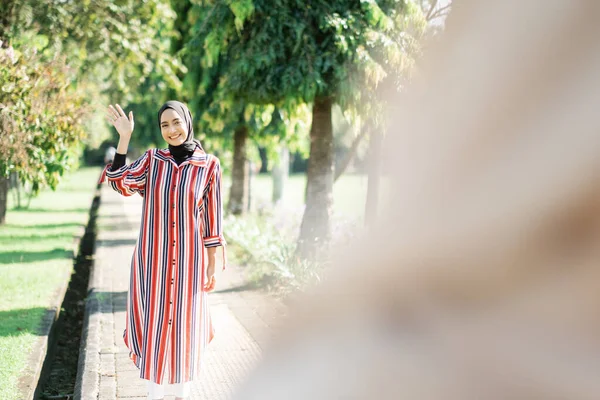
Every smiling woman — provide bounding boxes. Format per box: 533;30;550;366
100;100;226;400
160;109;187;145
156;101;203;166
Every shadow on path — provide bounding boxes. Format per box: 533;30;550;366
96;238;137;247
213;282;261;294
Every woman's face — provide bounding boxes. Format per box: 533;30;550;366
160;108;188;146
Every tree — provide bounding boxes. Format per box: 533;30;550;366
189;0;413;257
0;0;184;223
271;145;290;204
0;45;88;223
357;1;451;225
179;1;250;215
259;106;311;205
186;1;311;215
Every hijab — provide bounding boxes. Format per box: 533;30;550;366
157;100;203;164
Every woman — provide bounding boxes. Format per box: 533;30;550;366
99;101;226;400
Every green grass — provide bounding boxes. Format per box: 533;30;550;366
0;167;100;398
223;173;370;220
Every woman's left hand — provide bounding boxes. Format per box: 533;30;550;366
204;264;216;292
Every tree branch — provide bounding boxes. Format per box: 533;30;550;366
425;0;439;21
428;4;452;21
334;124;370;182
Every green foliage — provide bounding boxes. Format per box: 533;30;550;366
229;0;256;32
338;0;428;130
0;0;191;195
225;213;324;296
192;0;407;105
2;0;190;156
0;44;88;194
224;207;361;296
185;0;432;171
255;103;312;163
75;0;187;152
5;0;185;99
183;0;313;161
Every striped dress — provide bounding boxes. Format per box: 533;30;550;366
99;146;226;384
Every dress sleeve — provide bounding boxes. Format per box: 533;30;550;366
202;156;227;250
98;149;151;197
110;152;127;171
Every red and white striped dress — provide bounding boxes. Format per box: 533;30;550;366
99;146;226;384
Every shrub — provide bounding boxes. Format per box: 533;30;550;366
224;204;360;297
0;42;89;194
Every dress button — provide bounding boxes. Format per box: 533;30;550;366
173;241;175;246
172;204;175;209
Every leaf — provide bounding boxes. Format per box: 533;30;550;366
228;0;255;32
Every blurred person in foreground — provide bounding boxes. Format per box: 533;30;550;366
231;1;600;399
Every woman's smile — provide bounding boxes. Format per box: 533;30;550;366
160;108;188;145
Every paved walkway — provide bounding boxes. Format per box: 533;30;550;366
75;184;287;399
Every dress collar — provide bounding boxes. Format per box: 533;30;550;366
154;147;208;167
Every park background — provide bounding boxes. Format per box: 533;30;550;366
0;1;450;398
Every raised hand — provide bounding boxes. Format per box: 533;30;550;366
106;104;134;138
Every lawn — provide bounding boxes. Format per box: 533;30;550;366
0;167;101;398
224;172;371;221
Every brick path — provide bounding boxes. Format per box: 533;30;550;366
75;184;286;399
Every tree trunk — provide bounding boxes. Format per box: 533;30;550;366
271;146;290;204
247;160;253;212
9;172;21;208
365;129;382;228
297;97;334;259
334;123;369;182
0;1;17;47
228;124;249;215
258;147;269;173
0;175;9;225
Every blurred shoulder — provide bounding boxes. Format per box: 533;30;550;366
206;153;221;167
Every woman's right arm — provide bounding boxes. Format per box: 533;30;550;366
110;153;127;171
98;104;150;197
101;150;151;197
109;129;131;171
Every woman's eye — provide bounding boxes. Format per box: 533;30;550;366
175;121;181;125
